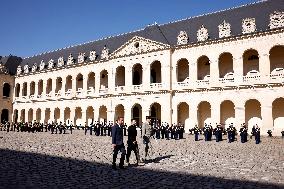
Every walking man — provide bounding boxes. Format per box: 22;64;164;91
142;116;152;162
112;116;126;170
126;119;139;166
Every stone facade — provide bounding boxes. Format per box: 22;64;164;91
1;1;284;136
0;71;14;123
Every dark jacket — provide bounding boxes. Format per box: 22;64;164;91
112;124;124;145
127;125;137;143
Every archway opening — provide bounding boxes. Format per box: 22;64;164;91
36;109;41;122
220;100;235;129
100;70;108;89
115;66;125;86
54;108;60;122
46;79;52;94
99;105;107;123
86;106;94;125
15;83;20;97
243;49;259;76
150;61;161;83
22;82;27;96
132;104;142;126
64;107;71;124
30;82;35;96
115;104;124;122
197;56;210;80
219;53;233;78
55;77;62;93
132;64;142;85
197;101;211;128
177;59;189;82
20;109;25;122
150;102;161;124
28;109;33;122
76;74;83;91
272;98;284;131
65;76;72;92
3;83;10;97
87;72;95;90
45;108;50;123
38;80;43;96
245;99;262;131
75;107;83;126
1;109;9;123
269;45;284;73
177;102;189;125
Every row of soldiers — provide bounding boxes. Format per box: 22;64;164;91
192;123;262;144
151;122;185;140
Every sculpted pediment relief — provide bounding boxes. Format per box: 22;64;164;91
110;36;170;58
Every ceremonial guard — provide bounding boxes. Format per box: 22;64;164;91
214;124;222;142
227;124;235;143
84;122;89;135
267;130;272;137
123;123;127;136
126;119;139;166
193;124;200;141
161;123;165;139
239;123;248;143
255;125;261;144
112;116;126;170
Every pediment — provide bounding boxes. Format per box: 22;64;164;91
110;36;170;58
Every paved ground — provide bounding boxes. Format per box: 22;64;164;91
0;131;283;189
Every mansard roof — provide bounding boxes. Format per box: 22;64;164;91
20;0;284;68
0;55;22;75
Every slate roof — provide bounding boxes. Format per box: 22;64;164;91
0;56;22;75
16;0;284;70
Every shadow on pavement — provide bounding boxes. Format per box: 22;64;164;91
0;149;283;189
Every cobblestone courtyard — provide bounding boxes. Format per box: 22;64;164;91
0;131;283;189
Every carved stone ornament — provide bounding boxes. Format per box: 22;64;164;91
101;46;109;60
39;60;45;71
24;65;29;74
31;63;37;72
67;53;74;65
89;50;96;61
242;18;256;34
269;11;284;29
16;65;22;75
177;31;188;45
197;25;209;42
218;20;231;38
0;64;8;74
57;57;64;67
48;59;54;69
78;52;85;64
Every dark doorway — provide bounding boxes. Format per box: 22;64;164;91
133;71;141;85
1;109;9;123
3;83;10;97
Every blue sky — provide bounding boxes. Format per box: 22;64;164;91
0;0;257;58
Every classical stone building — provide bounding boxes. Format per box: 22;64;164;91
2;0;284;135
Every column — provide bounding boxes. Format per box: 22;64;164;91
24;109;28;123
42;80;47;96
50;108;54;123
107;110;115;123
27;82;31;97
52;79;56;95
94;106;99;122
233;55;243;84
61;77;66;95
172;103;178;125
108;67;115;93
189;101;198;128
211;101;220;125
83;75;88;94
72;76;76;96
235;102;245;129
60;108;65;123
210;56;219;86
125;65;132;92
143;63;150;90
261;101;273;135
259;53;270;83
82;108;87;125
95;72;100;94
70;108;75;125
34;83;38;97
41;109;46;123
124;105;131;126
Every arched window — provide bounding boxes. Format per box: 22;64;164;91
3;83;10;97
